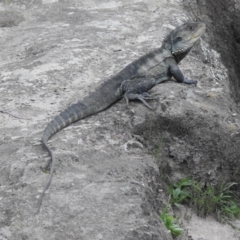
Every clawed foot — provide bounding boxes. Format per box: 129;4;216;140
183;78;198;85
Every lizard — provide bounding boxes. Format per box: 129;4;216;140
37;22;206;213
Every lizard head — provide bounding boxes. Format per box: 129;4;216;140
169;22;206;61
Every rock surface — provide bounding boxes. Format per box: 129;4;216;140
0;0;239;240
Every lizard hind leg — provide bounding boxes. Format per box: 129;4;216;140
124;92;158;110
121;77;159;110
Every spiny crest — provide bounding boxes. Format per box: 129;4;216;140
162;31;172;44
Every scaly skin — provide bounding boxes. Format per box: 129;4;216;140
37;22;206;213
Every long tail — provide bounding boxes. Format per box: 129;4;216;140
36;81;122;213
36;100;100;213
36;138;55;213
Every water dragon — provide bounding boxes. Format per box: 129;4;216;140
37;22;206;212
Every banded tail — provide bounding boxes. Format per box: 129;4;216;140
37;80;122;213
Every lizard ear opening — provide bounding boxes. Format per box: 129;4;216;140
176;36;182;42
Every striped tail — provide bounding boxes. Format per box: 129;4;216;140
36;99;110;213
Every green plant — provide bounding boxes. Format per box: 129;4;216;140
168;178;240;221
155;138;164;159
191;182;240;220
168;178;193;207
160;208;183;237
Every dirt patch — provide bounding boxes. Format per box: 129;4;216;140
179;206;240;240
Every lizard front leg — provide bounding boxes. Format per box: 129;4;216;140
170;64;197;85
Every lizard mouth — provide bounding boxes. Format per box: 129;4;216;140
191;24;206;39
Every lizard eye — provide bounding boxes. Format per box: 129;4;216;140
189;26;194;31
176;37;182;42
